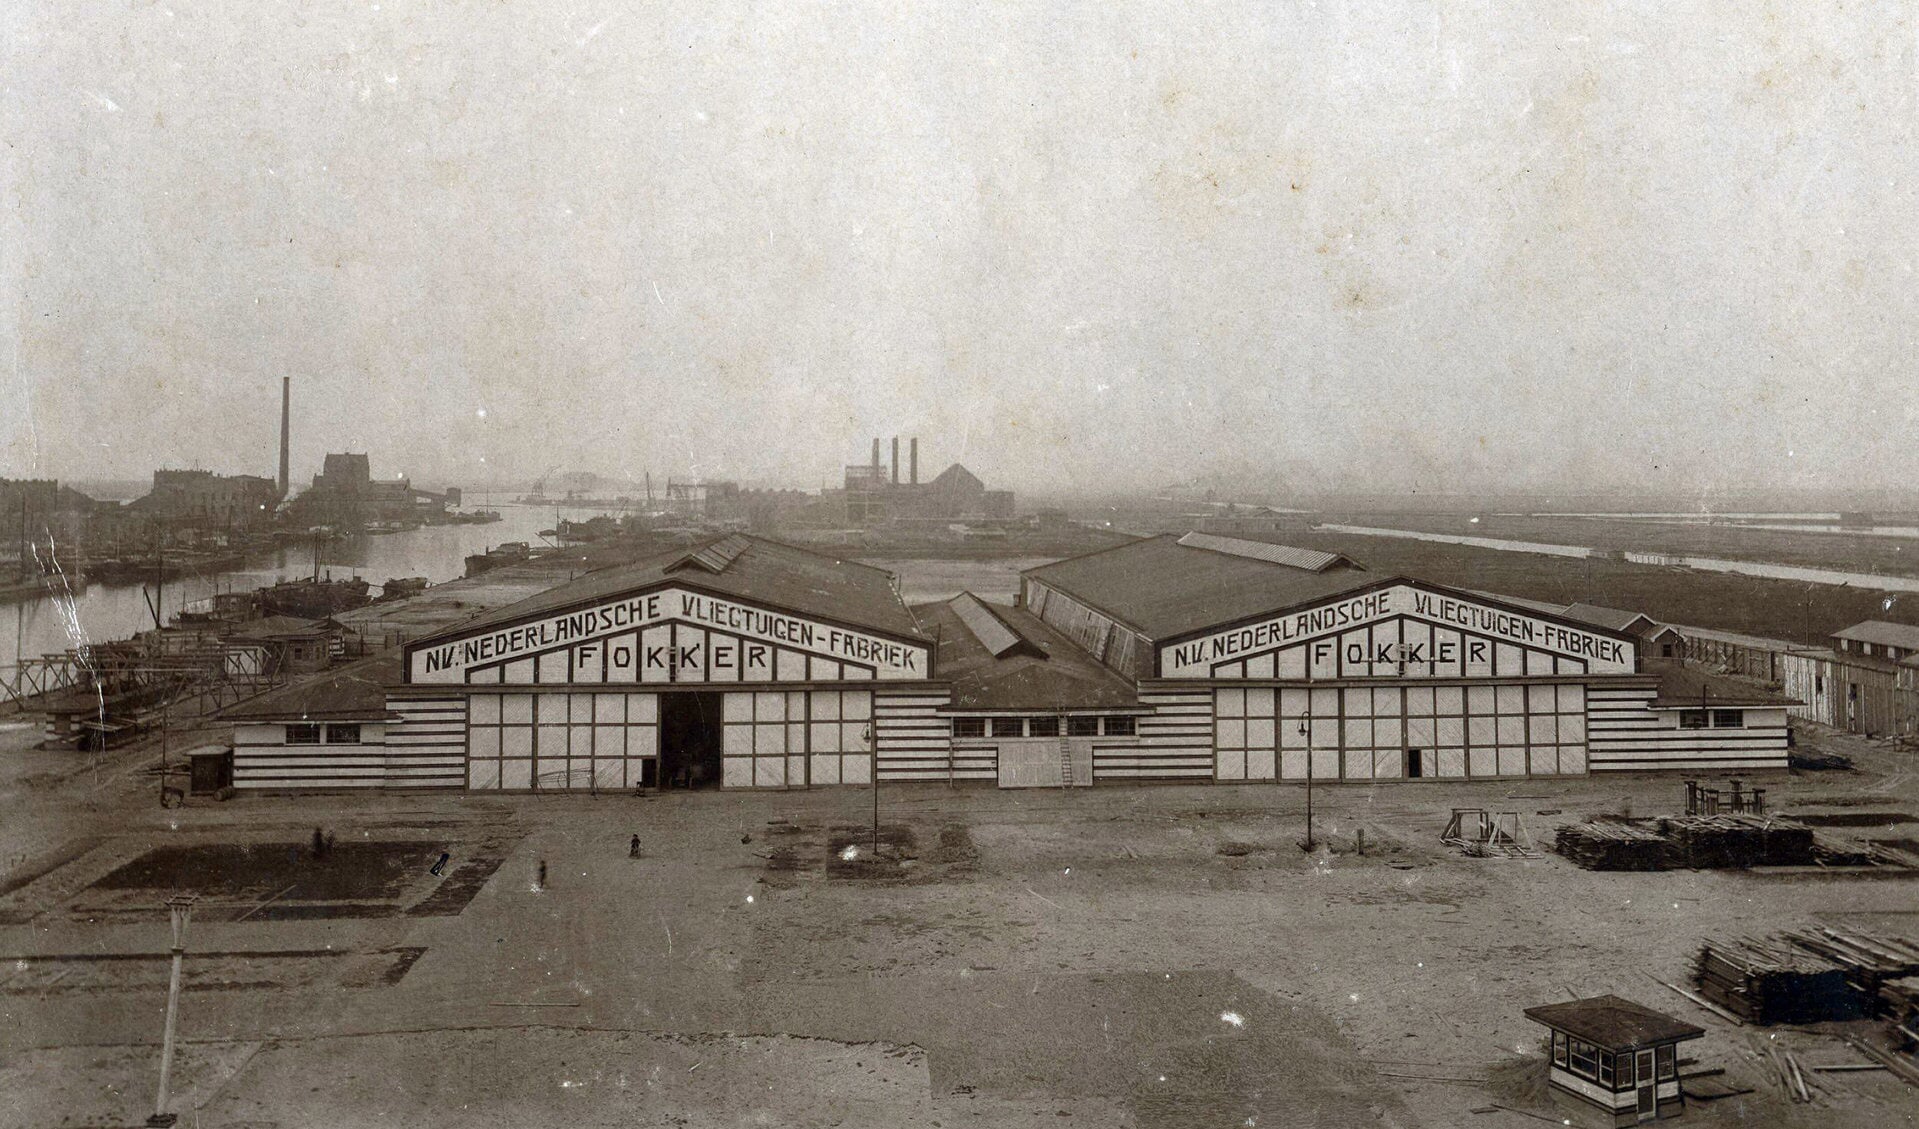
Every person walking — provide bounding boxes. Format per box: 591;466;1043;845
628;834;641;859
536;858;547;890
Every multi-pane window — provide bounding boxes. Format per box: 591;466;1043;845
804;689;871;785
1552;1032;1568;1067
324;723;361;744
1067;716;1100;737
286;724;322;745
952;717;987;738
1214;687;1279;780
1711;709;1744;728
1102;716;1135;736
1028;716;1060;737
991;717;1024;738
1679;710;1709;729
723;691;809;788
1655;1045;1674;1080
1569;1038;1597;1079
467;692;659;790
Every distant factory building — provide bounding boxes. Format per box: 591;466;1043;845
288;452;453;529
839;436;1013;526
129;469;282;527
231;532;1793;792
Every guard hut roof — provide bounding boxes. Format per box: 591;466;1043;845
1523;996;1703;1053
221;654;402;722
413;533;927;646
913;593;1140;712
1021;533;1376;641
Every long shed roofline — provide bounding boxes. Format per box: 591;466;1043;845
1147;573;1644;654
401;572;931;663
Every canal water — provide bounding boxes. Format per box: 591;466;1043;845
2;497;599;668
1319;523;1919;595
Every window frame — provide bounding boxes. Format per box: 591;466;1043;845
990;717;1025;738
1102;715;1137;736
1678;709;1709;730
285;723;322;745
1597;1050;1614;1088
1551;1031;1567;1067
950;717;986;739
324;723;362;745
1711;709;1744;729
1656;1044;1675;1080
1066;715;1100;737
1028;716;1061;738
1568;1038;1597;1080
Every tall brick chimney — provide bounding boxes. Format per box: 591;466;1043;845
891;437;900;485
910;437;918;485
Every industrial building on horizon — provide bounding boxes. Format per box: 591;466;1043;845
837;436;1013;526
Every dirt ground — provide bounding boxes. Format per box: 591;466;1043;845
2;717;1917;1129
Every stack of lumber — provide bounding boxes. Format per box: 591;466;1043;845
1658;814;1816;868
1780;927;1919;1010
1789;748;1852;771
1693;936;1867;1025
1811;834;1880;867
1554;818;1674;870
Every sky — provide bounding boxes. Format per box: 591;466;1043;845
3;2;1915;500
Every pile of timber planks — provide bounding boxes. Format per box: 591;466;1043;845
1693;936;1866;1025
1779;927;1919;1010
1554;818;1674;871
1658;814;1816;869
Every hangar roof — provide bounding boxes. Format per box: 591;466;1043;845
413;534;927;645
1643;660;1799;708
223;654;402;721
1022;534;1381;641
914;594;1140;712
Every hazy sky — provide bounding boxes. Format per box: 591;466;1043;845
4;2;1914;498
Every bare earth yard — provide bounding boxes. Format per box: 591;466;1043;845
2;718;1917;1129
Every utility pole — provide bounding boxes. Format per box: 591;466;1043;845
149;893;199;1127
868;724;879;855
1298;691;1316;853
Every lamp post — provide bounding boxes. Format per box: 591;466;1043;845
149;893;198;1128
1298;710;1316;853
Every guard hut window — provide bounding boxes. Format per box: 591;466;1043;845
1678;710;1709;730
1067;716;1100;737
325;723;362;744
1102;716;1136;736
1028;716;1060;737
1551;1031;1567;1067
991;717;1025;738
1568;1038;1597;1079
286;724;322;745
1711;709;1744;728
1597;1050;1614;1087
1656;1044;1675;1079
951;717;986;739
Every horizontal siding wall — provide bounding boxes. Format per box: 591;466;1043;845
1587;685;1788;772
874;687;957;782
383;693;468;788
1112;686;1212;779
233;721;393;790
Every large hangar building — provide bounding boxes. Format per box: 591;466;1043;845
228;532;1792;791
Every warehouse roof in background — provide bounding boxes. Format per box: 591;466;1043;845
1023;533;1380;640
1832;621;1919;651
915;595;1140;711
1173;531;1358;573
411;534;926;644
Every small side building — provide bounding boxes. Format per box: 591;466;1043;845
1525;995;1702;1125
225;656;410;790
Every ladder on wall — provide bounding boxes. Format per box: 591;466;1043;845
1059;735;1074;787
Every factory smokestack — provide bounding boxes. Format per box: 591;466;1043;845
278;376;291;498
872;438;881;474
891;437;900;486
910;438;918;485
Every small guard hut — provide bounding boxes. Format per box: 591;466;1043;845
1524;995;1702;1125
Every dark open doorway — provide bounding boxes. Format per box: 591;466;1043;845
661;692;723;789
1406;748;1425;779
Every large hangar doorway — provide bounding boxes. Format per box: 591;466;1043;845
661;692;724;789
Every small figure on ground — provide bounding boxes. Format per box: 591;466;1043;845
536;858;548;890
312;827;326;859
628;835;641;859
431;851;450;876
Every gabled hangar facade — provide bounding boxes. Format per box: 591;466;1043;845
247;531;1787;792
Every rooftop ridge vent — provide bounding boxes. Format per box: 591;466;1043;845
951;592;1042;660
669;533;752;575
1175;531;1354;573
